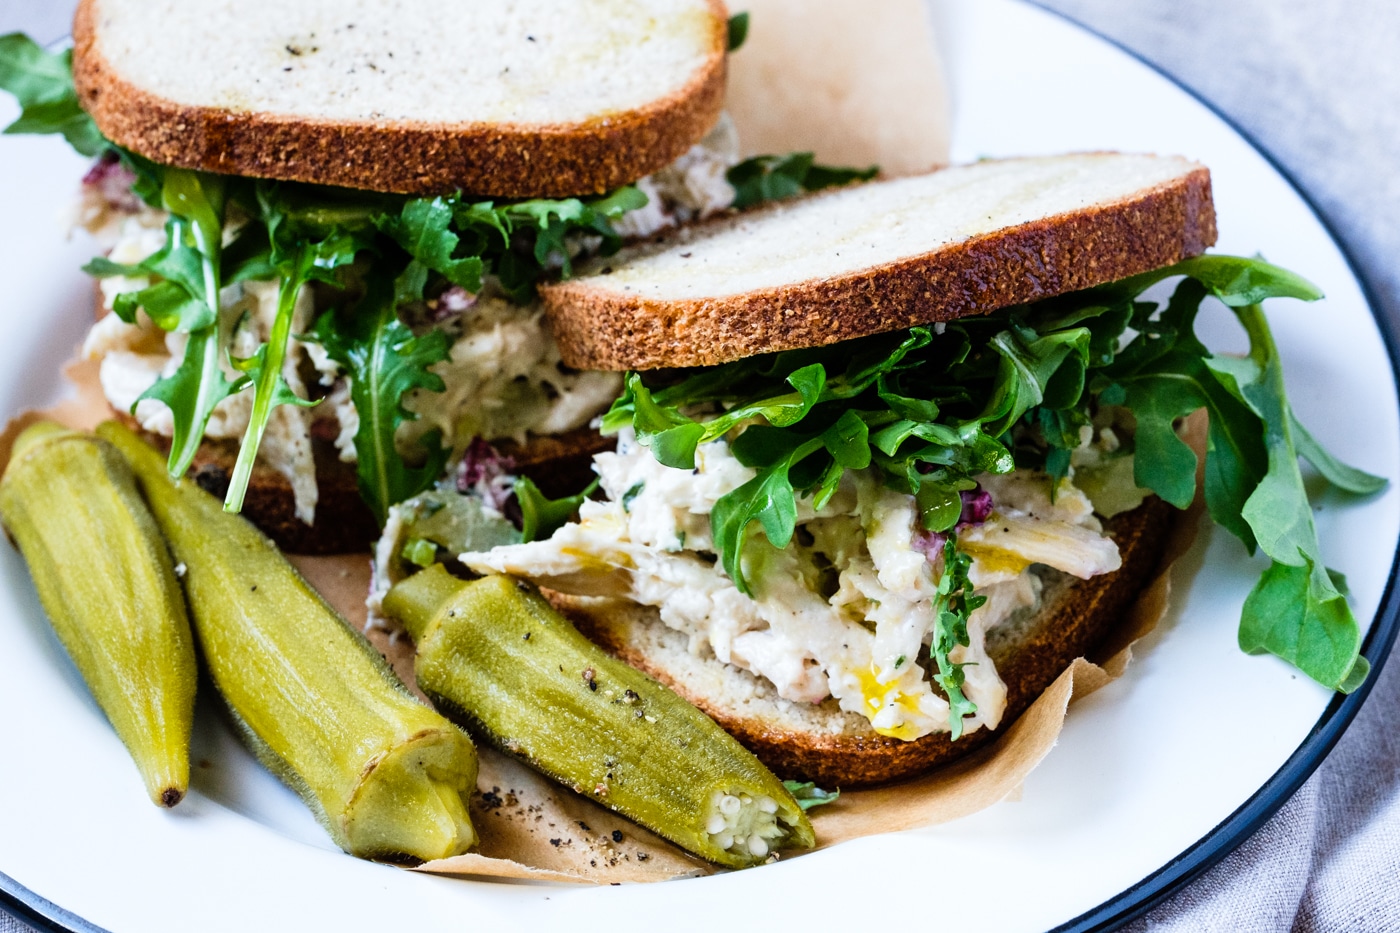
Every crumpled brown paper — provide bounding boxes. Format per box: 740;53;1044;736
0;358;1202;883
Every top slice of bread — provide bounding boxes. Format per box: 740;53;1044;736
540;153;1216;370
71;0;729;197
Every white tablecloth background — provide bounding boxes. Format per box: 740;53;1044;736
2;1;1398;930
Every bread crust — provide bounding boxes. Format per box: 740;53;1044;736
556;496;1177;787
71;0;729;198
541;163;1217;370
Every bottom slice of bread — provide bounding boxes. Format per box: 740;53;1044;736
552;497;1176;787
130;424;615;554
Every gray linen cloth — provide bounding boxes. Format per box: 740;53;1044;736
2;1;1398;931
1037;2;1400;930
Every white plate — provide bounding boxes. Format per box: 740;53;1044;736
1;2;1396;931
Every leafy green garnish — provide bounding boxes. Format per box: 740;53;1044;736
782;780;840;811
310;270;452;526
726;153;879;209
0;34;104;156
727;12;751;52
932;534;986;739
606;255;1384;691
516;476;599;543
131;170;241;479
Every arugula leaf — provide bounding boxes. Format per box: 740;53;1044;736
1240;556;1369;692
0;34;105;156
1291;411;1387;495
377;196;485;302
711;438;820;593
486;188;645;299
782;780;839;811
136;328;240;478
727;12;751;52
932;534;985;739
726;153;878;209
131;169;240;478
516;476;600;543
1202;303;1368;689
310;271;451;525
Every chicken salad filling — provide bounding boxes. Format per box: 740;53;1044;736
459;426;1134;742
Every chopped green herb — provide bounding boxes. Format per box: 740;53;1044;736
401;537;439;569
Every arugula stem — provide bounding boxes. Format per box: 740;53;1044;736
224;268;303;513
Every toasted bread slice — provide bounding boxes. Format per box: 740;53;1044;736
71;0;728;197
541;153;1216;370
551;496;1174;787
129;425;614;555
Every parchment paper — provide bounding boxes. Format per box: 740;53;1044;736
0;362;1202;882
725;0;951;175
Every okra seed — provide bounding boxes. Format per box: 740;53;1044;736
758;796;778;814
720;794;741;815
716;832;734;851
747;833;768;857
706;814;726;835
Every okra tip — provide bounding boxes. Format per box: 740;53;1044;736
383;564;465;642
137;757;189;809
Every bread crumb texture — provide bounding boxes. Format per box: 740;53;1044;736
543;153;1217;369
73;0;729;196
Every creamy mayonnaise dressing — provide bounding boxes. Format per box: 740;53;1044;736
462;428;1128;741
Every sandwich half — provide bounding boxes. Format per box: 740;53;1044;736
449;152;1376;786
51;1;738;551
37;2;902;552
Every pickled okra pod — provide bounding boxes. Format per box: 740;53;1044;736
0;422;197;808
99;422;479;862
384;565;816;868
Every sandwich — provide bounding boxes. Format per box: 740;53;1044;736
429;152;1383;786
4;1;887;553
2;4;1377;796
